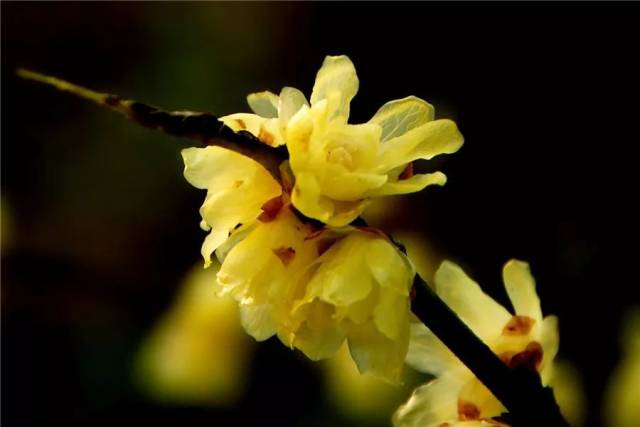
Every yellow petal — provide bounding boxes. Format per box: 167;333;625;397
366;172;447;197
181;146;282;265
502;259;543;322
290;300;346;360
309;234;375;306
369;96;435;142
218;113;284;146
347;320;409;384
239;304;277;341
406;322;459;376
373;285;410;340
435;261;511;342
393;376;464;427
278;86;309;125
247;91;279;118
539;315;560;384
310;55;359;121
365;236;414;294
378;119;464;172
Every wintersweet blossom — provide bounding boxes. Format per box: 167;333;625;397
182;145;416;382
219;55;464;226
394;260;559;427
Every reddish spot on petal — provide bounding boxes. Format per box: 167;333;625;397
258;196;284;222
235;119;247;130
273;246;295;266
458;399;481;421
258;126;275;146
502;315;536;336
507;341;544;372
305;228;326;241
399;162;414;180
233;179;244;188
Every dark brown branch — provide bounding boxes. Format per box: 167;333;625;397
16;68;286;177
411;275;568;427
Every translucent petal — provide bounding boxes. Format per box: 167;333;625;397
310;55;359;120
378;119;464;172
181;146;281;265
392;376;463;427
310;234;375;306
366;172;447;197
539;315;560;384
291;300;346;360
458;376;506;419
369;96;435;142
373;285;409;340
503;259;543;322
321;166;387;201
347;320;409;384
366;237;413;294
247;91;279;118
278;86;309;126
435;261;511;342
239;304;277;341
406;322;459;376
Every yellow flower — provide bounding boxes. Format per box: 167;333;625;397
215;202;415;383
220;55;464;226
134;263;253;406
181;145;282;267
394;260;559;427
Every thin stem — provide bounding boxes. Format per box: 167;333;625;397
411;275;568;427
16;68;286;177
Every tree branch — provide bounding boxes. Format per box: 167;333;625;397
16;68;286;177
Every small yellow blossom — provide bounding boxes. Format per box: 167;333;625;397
215;202;415;383
181;145;282;267
394;260;559;427
135;263;253;406
220;55;464;226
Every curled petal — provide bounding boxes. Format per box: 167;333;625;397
379;119;464;172
366;172;447;197
279;86;309;126
369;96;435;142
247;91;279;118
310;55;359;121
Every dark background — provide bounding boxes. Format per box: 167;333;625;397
2;3;639;427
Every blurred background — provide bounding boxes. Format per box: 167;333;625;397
2;3;639;427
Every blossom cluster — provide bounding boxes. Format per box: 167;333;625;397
182;55;463;383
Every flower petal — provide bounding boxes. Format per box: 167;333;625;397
347;320;408;384
369;96;435;142
310;55;359;121
366;172;447;197
219;113;285;146
435;261;511;342
406;322;459;376
392;376;464;427
502;259;543;322
279;86;309;126
378;119;464;172
239;304;277;341
247;91;279;118
539;315;560;384
181;146;282;265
